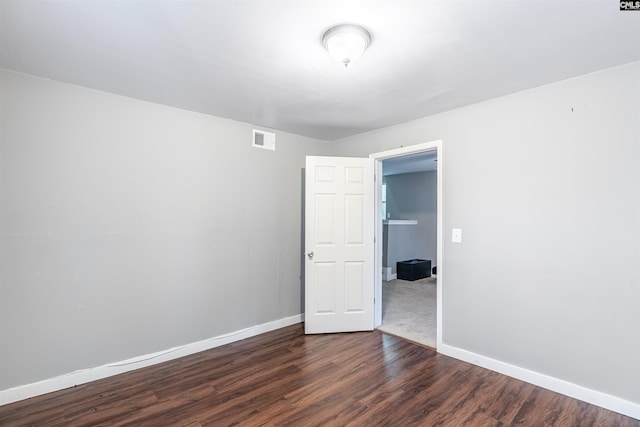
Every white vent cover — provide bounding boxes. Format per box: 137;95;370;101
252;129;276;151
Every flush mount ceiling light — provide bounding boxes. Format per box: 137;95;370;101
322;24;371;68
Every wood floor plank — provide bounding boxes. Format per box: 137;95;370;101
485;373;538;424
0;324;637;426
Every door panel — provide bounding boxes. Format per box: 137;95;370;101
305;156;374;334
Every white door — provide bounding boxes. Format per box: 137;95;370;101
305;156;374;334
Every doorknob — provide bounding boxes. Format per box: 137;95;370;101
307;251;314;260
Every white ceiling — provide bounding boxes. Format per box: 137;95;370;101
1;1;639;141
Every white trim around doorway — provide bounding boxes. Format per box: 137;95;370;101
370;140;443;349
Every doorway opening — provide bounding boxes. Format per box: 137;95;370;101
370;141;443;349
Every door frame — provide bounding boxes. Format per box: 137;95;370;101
370;140;443;349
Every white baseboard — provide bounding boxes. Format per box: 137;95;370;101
439;343;640;420
382;267;397;281
0;314;304;407
5;317;637;420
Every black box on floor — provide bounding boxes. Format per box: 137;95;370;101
397;259;431;281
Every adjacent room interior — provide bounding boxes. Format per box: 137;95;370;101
379;152;438;348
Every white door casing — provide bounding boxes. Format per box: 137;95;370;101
305;156;374;334
370;140;443;347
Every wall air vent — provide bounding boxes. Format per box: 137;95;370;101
252;129;276;151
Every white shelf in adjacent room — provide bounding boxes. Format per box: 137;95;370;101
383;220;418;225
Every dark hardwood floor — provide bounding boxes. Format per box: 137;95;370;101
0;324;637;426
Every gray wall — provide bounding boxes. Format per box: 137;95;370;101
332;62;640;404
0;70;330;389
386;171;437;267
383;222;417;275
